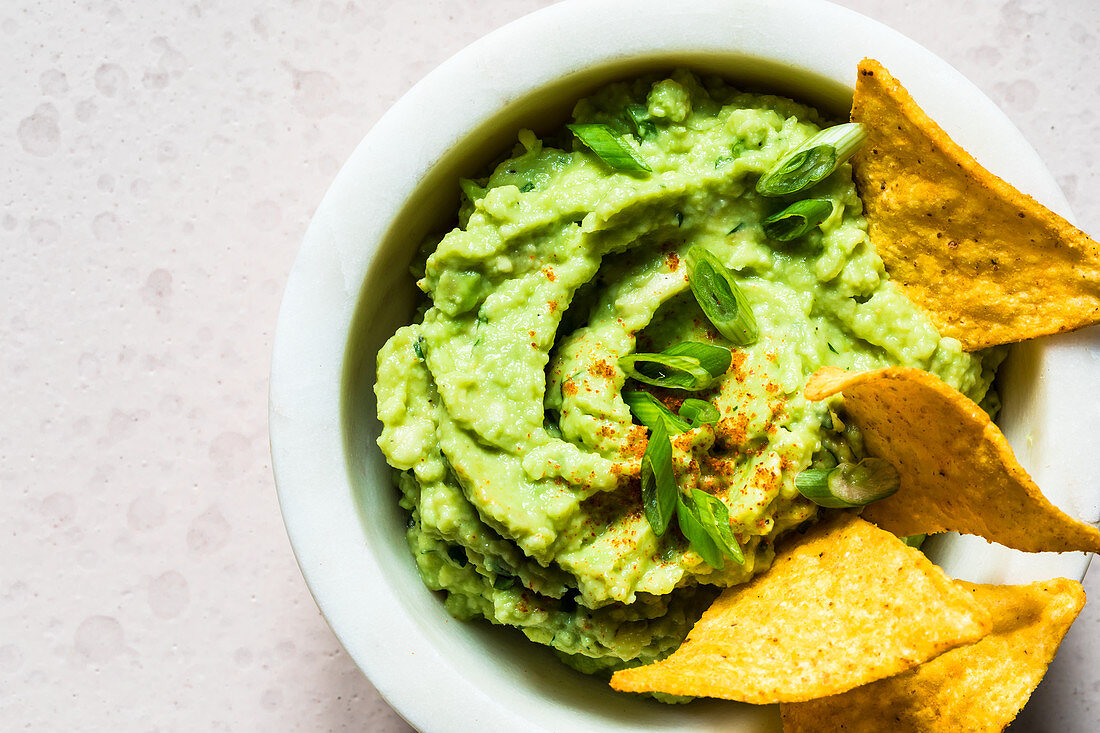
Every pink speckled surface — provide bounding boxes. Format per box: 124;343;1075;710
3;0;1097;730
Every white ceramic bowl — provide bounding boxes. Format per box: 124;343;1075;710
269;1;1100;730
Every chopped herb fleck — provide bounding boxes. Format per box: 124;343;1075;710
567;123;651;172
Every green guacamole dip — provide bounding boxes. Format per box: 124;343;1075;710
374;70;1000;678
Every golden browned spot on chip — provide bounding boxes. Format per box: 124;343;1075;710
804;366;1100;553
852;58;1100;350
780;578;1086;732
608;514;990;703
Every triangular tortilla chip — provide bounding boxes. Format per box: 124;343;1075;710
609;514;990;703
804;366;1100;553
851;58;1100;350
780;578;1086;732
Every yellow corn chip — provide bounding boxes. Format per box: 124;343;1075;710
609;514;990;703
780;578;1086;732
805;366;1100;553
851;58;1100;350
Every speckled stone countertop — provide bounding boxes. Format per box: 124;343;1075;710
3;0;1097;730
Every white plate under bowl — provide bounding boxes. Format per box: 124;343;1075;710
269;0;1100;730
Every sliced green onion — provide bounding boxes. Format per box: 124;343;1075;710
623;390;691;435
795;469;830;492
691;489;745;565
676;493;724;569
901;534;927;549
641;419;677;537
664;341;732;379
794;457;900;509
619;353;717;391
756;123;867;197
626;104;657;139
676;490;744;569
567;123;651;172
762;198;834;241
686;246;759;346
679;398;720;428
412;336;425;361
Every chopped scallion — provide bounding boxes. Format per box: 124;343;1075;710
762;198;834;241
679;398;720;428
641;419;677;536
677;494;722;568
676;490;744;569
692;489;745;565
794;457;900;509
623;390;691;435
686;246;759;346
619;352;718;391
567;123;651;172
756;123;867;197
664;341;731;379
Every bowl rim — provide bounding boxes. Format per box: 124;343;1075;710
269;1;1094;730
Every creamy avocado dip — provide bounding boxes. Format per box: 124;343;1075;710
374;70;1001;679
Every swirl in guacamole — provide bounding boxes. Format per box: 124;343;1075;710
373;70;1000;679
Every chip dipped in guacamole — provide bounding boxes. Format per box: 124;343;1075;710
372;68;1005;681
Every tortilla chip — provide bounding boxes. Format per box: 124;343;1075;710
804;366;1100;553
851;58;1100;350
609;514;990;703
780;578;1086;732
